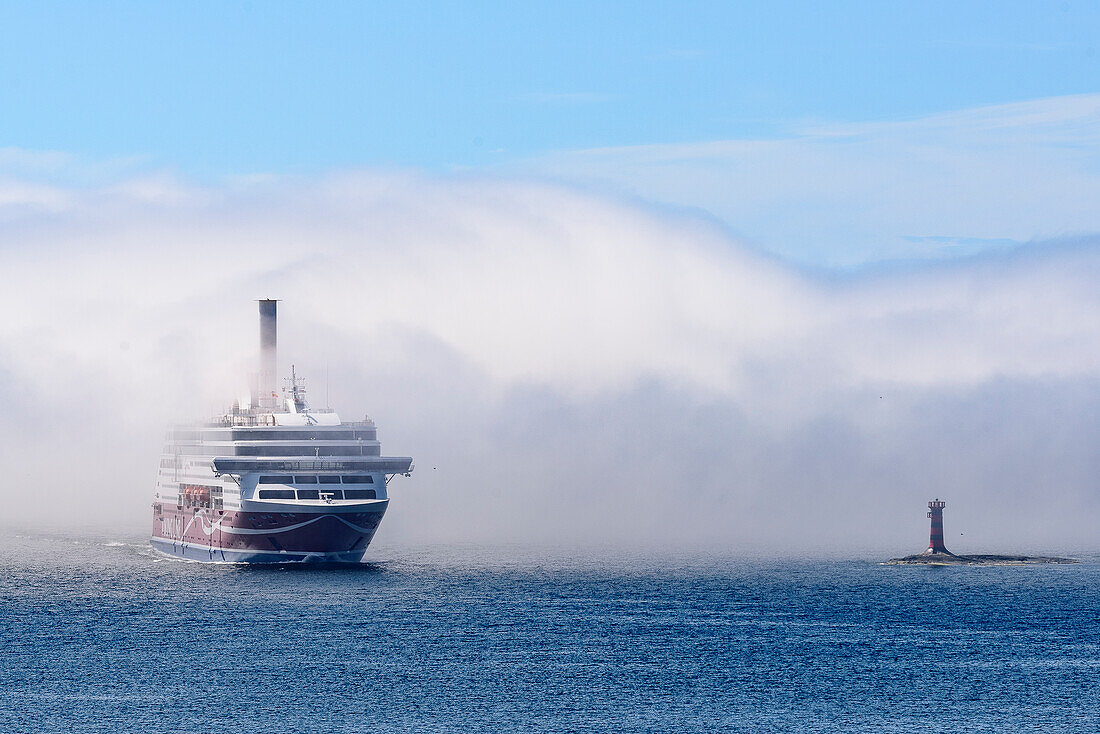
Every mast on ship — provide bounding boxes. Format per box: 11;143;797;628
284;365;308;413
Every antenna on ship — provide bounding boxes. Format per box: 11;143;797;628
285;364;308;413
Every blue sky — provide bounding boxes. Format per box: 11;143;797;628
3;1;1096;171
2;1;1099;265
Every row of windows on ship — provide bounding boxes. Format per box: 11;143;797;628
258;474;376;485
168;429;377;442
255;476;378;500
256;488;377;500
160;445;382;459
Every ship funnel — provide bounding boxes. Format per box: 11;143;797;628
258;299;277;409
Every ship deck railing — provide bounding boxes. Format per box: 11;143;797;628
212;456;413;475
206;413;375;428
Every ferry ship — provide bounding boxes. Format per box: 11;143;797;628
150;300;413;563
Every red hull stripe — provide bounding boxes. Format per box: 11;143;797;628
152;502;386;555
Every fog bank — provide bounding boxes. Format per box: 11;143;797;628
1;171;1097;553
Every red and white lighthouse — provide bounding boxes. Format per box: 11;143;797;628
926;499;950;554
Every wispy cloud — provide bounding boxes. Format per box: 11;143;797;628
0;146;152;185
509;94;1100;267
798;93;1100;141
898;235;1025;260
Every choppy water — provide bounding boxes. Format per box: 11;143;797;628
1;531;1098;733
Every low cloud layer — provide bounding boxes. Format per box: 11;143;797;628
0;170;1097;554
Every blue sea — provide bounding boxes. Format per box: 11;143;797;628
1;532;1098;733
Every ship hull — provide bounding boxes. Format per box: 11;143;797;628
149;501;388;564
